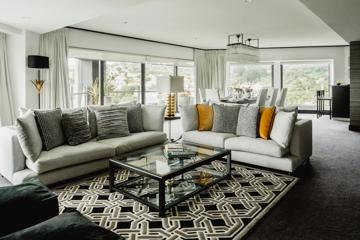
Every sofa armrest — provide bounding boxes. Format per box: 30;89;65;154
290;119;312;161
0;126;26;182
0;181;59;237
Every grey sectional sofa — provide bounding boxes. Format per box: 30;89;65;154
183;119;312;173
0;106;167;185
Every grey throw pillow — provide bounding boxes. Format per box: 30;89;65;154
236;105;259;138
34;108;65;151
141;105;166;131
95;107;130;140
15;110;43;161
179;105;198;132
212;104;240;134
271;109;298;148
127;103;144;133
62;109;92;146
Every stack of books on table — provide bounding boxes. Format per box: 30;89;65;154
164;143;196;159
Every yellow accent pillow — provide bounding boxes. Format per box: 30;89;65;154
196;104;213;131
258;107;276;139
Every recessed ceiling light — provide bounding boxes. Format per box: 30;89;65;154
123;21;128;24
244;0;252;3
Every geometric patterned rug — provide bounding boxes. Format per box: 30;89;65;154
54;161;298;240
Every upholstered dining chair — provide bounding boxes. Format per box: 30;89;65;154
251;88;268;107
275;88;288;107
205;88;221;103
267;88;279;106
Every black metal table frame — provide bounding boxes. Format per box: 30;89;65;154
109;147;231;217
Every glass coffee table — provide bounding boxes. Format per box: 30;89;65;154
109;143;231;217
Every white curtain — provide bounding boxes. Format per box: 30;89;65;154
0;32;15;126
195;49;226;102
40;28;70;109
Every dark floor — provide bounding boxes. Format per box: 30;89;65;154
246;116;360;240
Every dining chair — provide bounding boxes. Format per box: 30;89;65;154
205;88;221;103
267;88;279;106
275;88;287;107
198;88;205;103
251;88;268;107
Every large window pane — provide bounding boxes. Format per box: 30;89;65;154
105;61;141;104
228;64;273;95
68;58;99;107
178;66;195;97
282;62;330;109
145;63;174;104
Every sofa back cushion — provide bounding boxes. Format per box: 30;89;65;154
95;107;130;140
236;105;259;138
258;107;276;140
212;104;240;134
126;103;144;133
15;110;43;161
196;104;213;131
62;109;92;146
179;105;198;132
271;109;298;148
141;105;166;131
34;108;65;151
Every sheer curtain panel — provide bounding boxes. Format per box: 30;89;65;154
40;28;70;109
0;32;15;126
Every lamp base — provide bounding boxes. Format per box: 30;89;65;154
165;93;176;118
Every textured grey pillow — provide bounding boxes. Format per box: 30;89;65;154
95;107;130;140
271;110;298;148
141;105;166;131
62;109;91;146
15;110;43;161
236;106;259;138
34;108;65;151
179;105;198;132
127;103;144;133
212;104;240;134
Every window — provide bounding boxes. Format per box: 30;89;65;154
282;62;330;109
145;63;175;104
228;63;273;94
104;61;141;104
68;58;99;107
178;65;195;98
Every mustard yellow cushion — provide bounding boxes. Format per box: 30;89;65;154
258;107;276;139
196;104;213;131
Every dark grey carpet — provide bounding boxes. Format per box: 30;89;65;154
246;116;360;240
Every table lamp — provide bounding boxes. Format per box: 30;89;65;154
157;75;184;118
27;55;49;108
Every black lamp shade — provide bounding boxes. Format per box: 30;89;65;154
27;55;49;69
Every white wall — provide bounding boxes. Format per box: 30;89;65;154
68;28;194;61
6;30;40;114
259;46;350;86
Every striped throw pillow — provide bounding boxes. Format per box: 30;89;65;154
62;109;92;146
95;107;130;140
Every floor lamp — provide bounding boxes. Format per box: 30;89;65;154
157;75;184;141
27;55;49;109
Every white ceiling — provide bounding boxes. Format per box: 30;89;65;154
0;0;148;33
0;0;348;48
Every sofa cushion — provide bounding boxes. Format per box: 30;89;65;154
225;137;288;158
183;131;235;148
236;105;259;138
26;142;115;174
212;104;240;134
258;107;276;140
179;105;198;131
270;110;297;148
196;104;213;131
15;110;43;161
141;105;166;131
97;131;167;155
95;107;130;140
61;109;91;146
1;209;123;240
34;108;65;151
127;103;144;133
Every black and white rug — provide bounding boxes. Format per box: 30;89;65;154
54;161;298;240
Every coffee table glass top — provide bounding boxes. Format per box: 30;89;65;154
112;143;228;177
